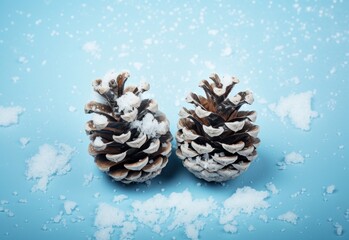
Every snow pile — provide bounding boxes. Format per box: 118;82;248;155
334;223;343;236
132;190;217;240
113;194;128;203
269;91;318;130
64;200;77;215
116;92;141;113
26;144;74;192
220;187;270;233
19;137;30;148
94;203;136;240
266;182;279;194
82;41;101;59
277;211;298;224
131;113;168;138
326;184;336;194
284;152;304;165
93;114;108;126
0;106;25;127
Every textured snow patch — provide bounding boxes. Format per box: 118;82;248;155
94;203;136;240
19;137;30;148
285;152;304;165
0;106;25;127
93;114;108;126
64;200;77;215
131;113;168;138
326;185;336;194
113;194;128;203
269;91;318;130
220;187;270;232
117;92;141;113
334;223;343;236
132;190;217;240
26;144;74;192
266;182;279;194
277;211;298;224
82;41;101;59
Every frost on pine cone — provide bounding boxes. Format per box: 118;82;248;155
176;73;260;182
85;71;172;184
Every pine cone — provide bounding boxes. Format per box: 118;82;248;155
85;71;172;184
176;73;260;182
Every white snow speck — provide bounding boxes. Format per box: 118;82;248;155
26;144;74;192
326;185;336;194
82;41;101;59
83;173;94;186
269;91;318;130
93;114;108;126
19;137;30;148
266;182;279;194
334;223;343;236
131;113;168;138
277;211;298;225
221;45;232;57
284;152;304;165
113;194;128;203
117;92;141;113
220;187;270;232
64;200;77;215
204;61;215;70
68;106;77;112
0;106;25;127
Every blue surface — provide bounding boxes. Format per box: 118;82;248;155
0;1;348;239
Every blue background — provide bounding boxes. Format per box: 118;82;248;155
0;0;348;239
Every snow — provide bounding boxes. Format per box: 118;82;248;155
220;187;270;232
93;114;108;126
26;144;74;192
83;173;94;186
0;106;25;127
131;113;168;138
82;41;101;59
116;92;141;113
334;223;343;236
94;203;136;240
269;91;318;130
132;190;217;240
93;136;105;147
19;137;30;148
326;184;336;194
266;182;279;194
68;106;77;112
64;200;77;215
277;211;298;224
113;194;128;203
284;152;304;165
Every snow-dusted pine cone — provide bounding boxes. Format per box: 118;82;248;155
176;73;260;182
85;71;172;184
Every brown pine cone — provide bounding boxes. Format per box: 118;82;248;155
176;73;260;182
85;71;172;184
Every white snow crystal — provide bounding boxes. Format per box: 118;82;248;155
64;200;77;215
82;41;101;59
284;152;304;165
68;106;77;112
131;113;168;138
19;137;30;148
0;106;25;127
26;144;74;192
93;137;105;147
334;223;343;236
277;211;298;224
117;92;141;113
266;182;279;194
93;114;108;126
326;185;336;194
269;91;318;130
221;45;232;57
113;194;128;203
220;187;270;232
83;173;94;186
